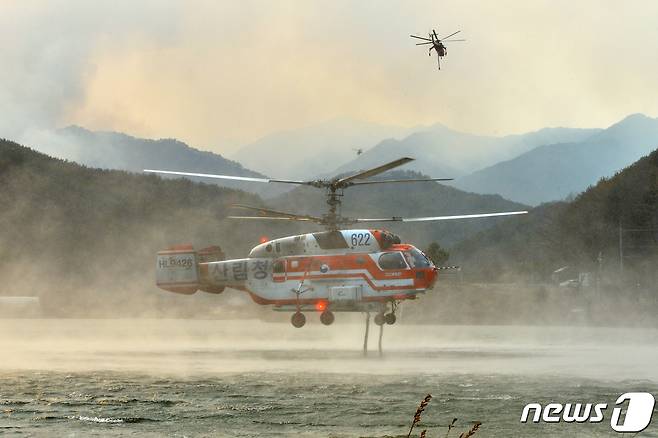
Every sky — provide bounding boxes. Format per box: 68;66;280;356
1;0;658;154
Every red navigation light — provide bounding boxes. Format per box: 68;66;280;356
315;301;327;311
259;236;269;244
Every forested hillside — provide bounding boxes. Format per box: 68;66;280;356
452;148;658;285
0;139;298;316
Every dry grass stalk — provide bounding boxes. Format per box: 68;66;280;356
458;421;481;438
405;394;481;438
444;418;458;438
407;394;432;438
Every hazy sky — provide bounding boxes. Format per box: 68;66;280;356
2;0;658;154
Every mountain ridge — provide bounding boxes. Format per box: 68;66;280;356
452;113;658;205
332;123;601;180
231;117;415;180
22;125;288;197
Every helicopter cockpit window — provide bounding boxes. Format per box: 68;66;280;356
312;231;349;250
378;252;408;270
273;260;285;274
404;248;432;268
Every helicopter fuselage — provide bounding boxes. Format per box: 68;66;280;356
156;229;438;316
434;42;447;56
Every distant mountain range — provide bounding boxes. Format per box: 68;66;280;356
22;126;283;197
231;117;414;180
332;124;600;179
19;113;658;207
452;114;658;205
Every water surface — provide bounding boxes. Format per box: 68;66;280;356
0;319;656;437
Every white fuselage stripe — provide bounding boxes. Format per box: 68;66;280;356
278;269;414;286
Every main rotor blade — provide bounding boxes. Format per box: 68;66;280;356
353;211;528;223
227;216;318;222
442;39;466;42
230;204;322;221
349;177;453;186
440;30;461;40
410;34;432;41
416;42;433;45
143;169;308;185
336;157;414;186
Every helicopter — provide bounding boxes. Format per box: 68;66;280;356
145;157;527;339
410;29;465;70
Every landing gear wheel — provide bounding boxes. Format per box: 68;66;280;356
291;312;306;328
384;313;396;325
320;310;335;326
374;313;385;326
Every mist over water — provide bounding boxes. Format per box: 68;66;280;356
1;319;657;437
1;319;658;379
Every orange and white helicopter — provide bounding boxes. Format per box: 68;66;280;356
145;158;526;331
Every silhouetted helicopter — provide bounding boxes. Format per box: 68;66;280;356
410;29;465;70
